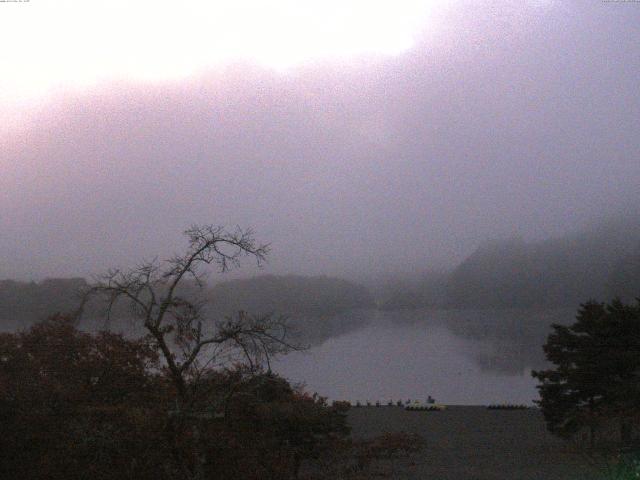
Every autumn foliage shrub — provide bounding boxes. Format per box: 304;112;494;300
0;316;350;479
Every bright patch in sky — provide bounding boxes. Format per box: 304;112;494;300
0;0;437;104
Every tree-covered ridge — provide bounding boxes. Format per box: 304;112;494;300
207;274;375;318
382;215;640;309
0;274;375;333
0;278;89;326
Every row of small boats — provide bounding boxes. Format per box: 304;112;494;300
343;402;531;411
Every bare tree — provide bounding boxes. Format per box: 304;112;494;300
83;225;298;404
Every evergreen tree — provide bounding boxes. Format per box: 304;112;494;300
532;299;640;446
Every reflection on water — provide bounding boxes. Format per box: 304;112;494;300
274;308;574;405
2;306;572;405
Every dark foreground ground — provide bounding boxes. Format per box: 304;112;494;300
347;406;600;480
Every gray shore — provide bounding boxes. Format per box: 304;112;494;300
347;406;599;480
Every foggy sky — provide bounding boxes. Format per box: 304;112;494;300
2;0;639;281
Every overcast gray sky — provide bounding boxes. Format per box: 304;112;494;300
1;0;639;281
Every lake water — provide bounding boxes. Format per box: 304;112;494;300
273;308;572;405
2;305;570;406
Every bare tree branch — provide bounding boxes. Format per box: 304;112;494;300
82;224;296;404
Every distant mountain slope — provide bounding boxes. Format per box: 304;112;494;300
378;270;449;310
207;274;375;318
203;274;375;346
0;275;375;343
0;278;88;327
383;215;640;309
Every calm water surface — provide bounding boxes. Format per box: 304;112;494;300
273;309;552;405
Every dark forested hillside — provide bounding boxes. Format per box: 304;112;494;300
449;217;640;308
383;215;640;309
0;278;88;328
0;274;375;343
207;274;374;318
205;275;376;345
